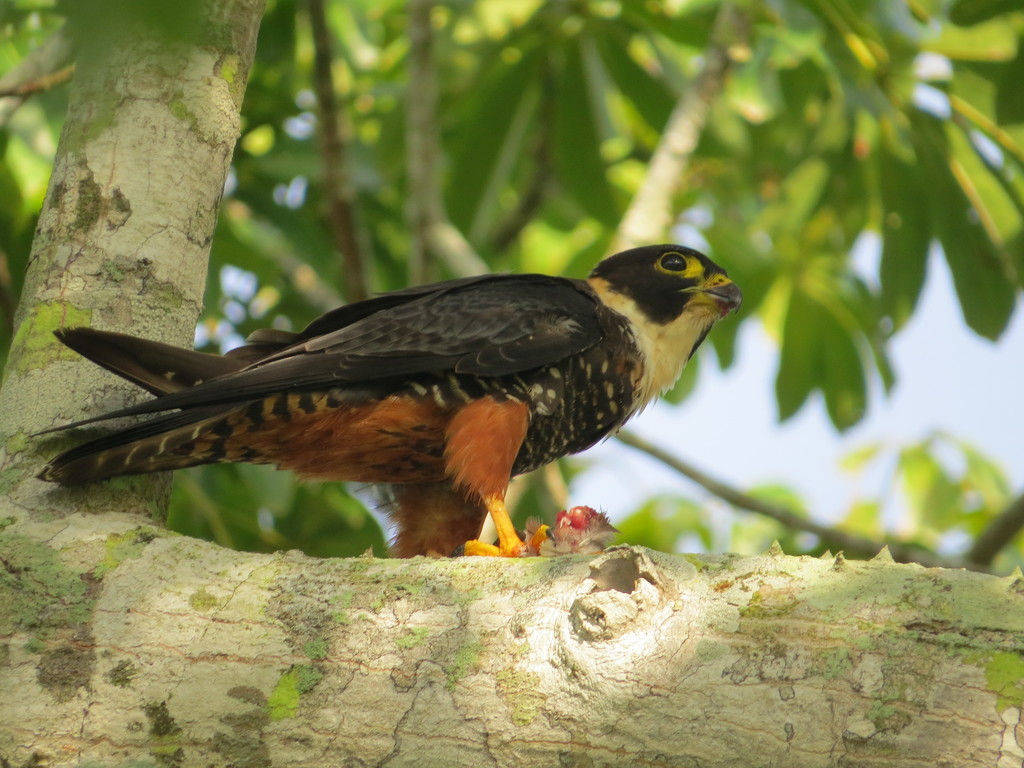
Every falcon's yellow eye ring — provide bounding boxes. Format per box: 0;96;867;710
658;252;687;272
656;251;703;278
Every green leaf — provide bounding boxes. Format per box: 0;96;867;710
762;157;831;235
618;2;714;48
727;38;784;124
878;144;931;331
996;45;1024;125
842;275;896;394
725;502;792;553
842;499;883;538
775;289;819;422
595;34;675;132
280;484;387;558
898;444;961;532
168;465;386;558
707;95;752;156
840;442;883;473
956;437;1012;511
446;46;542;236
763;7;825;70
943;88;1024;244
744;484;809;516
911;111;1016;340
949;0;1022;27
775;287;867;430
818;299;867;431
931;13;1018;57
235;462;298;512
554;39;619;224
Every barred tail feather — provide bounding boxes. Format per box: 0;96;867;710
38;405;260;485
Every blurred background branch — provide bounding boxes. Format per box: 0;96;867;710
615;429;975;570
0;24;73;125
612;3;747;251
967;491;1024;567
306;0;369;302
405;0;487;281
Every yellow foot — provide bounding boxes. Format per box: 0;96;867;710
463;537;524;557
458;494;527;556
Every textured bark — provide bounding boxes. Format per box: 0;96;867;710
1;521;1023;768
3;5;1023;766
0;0;265;519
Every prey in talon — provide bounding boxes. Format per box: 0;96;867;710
523;506;619;557
39;245;741;558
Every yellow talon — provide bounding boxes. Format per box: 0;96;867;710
463;540;502;557
463;495;525;557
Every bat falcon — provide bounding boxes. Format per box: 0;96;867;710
39;244;741;557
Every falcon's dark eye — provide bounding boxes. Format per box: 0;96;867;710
658;252;689;273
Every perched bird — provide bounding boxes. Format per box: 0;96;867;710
39;244;741;557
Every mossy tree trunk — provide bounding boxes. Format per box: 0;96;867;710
0;0;265;519
0;0;265;757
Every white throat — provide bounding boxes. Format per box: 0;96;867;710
589;277;718;409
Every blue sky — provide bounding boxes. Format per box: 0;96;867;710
573;248;1024;551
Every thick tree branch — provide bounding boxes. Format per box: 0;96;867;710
967;490;1024;567
405;0;487;282
615;429;978;570
307;0;370;302
611;4;746;251
1;516;1019;766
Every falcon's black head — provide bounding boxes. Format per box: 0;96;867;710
585;244;742;403
588;244;742;325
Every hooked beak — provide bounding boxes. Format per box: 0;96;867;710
703;280;743;317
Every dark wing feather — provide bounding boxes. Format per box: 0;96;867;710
48;275;602;428
282;277;597;376
223;275;498;364
56;327;245;395
290;274;497;342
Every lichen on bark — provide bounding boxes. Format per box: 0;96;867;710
0;0;266;520
4;535;1023;767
